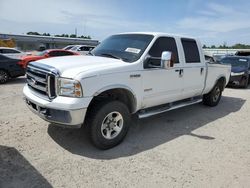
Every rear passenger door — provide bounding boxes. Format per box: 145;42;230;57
181;38;206;98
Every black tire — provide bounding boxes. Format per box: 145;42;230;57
0;70;9;84
87;100;131;149
241;76;249;88
203;82;223;107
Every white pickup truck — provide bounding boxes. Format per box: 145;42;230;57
23;32;231;149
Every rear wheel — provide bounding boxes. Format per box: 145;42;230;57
87;100;131;149
203;82;223;107
0;70;9;84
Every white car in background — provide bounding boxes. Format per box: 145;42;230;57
70;45;95;55
0;47;26;59
63;45;76;50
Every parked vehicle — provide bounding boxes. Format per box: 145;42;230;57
23;32;231;149
204;55;215;63
0;47;26;59
70;45;95;55
220;56;250;88
0;54;25;84
235;50;250;56
213;54;227;63
19;49;79;68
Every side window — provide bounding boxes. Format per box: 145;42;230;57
181;38;200;63
148;37;179;64
79;46;84;51
80;46;93;51
60;51;74;56
48;51;60;57
84;47;90;51
50;51;74;56
2;49;20;54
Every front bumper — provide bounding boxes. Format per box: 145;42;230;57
10;67;26;78
25;98;86;128
229;74;247;86
23;84;91;128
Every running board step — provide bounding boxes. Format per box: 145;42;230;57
138;98;203;119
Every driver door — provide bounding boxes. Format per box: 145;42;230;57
142;37;184;108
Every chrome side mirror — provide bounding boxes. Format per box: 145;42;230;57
161;51;172;69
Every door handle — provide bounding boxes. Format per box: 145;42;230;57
201;68;204;74
175;69;183;76
180;69;184;76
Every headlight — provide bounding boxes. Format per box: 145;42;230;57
57;78;83;98
231;72;245;76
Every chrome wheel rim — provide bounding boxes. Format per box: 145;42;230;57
101;111;124;140
0;71;8;83
213;87;221;102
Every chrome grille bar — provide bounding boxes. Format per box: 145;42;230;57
26;62;58;99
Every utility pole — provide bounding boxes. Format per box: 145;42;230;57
83;19;87;37
75;28;77;37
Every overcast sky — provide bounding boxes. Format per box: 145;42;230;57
1;0;250;45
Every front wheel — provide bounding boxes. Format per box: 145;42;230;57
0;70;9;84
203;82;223;107
87;100;131;149
241;76;249;88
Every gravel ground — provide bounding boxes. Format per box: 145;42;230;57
0;77;250;188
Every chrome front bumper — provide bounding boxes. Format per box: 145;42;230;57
25;98;86;128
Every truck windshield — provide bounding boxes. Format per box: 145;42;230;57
91;34;154;62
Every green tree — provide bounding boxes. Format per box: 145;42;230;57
42;33;50;36
70;34;77;38
27;32;40;35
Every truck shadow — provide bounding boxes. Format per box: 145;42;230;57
0;145;52;188
47;96;245;160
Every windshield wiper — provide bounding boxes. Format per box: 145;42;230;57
99;53;123;60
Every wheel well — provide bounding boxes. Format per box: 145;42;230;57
88;88;137;113
217;77;226;90
0;69;9;76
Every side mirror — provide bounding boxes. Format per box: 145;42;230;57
161;51;172;69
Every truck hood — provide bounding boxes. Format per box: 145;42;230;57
35;55;129;78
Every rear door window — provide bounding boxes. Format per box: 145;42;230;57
181;38;200;63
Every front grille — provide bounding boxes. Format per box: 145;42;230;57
26;63;57;99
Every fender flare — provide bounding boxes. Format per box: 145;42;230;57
93;84;138;113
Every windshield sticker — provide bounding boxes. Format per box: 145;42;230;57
239;59;247;62
125;48;141;54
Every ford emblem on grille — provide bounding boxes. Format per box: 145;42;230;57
30;78;37;85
